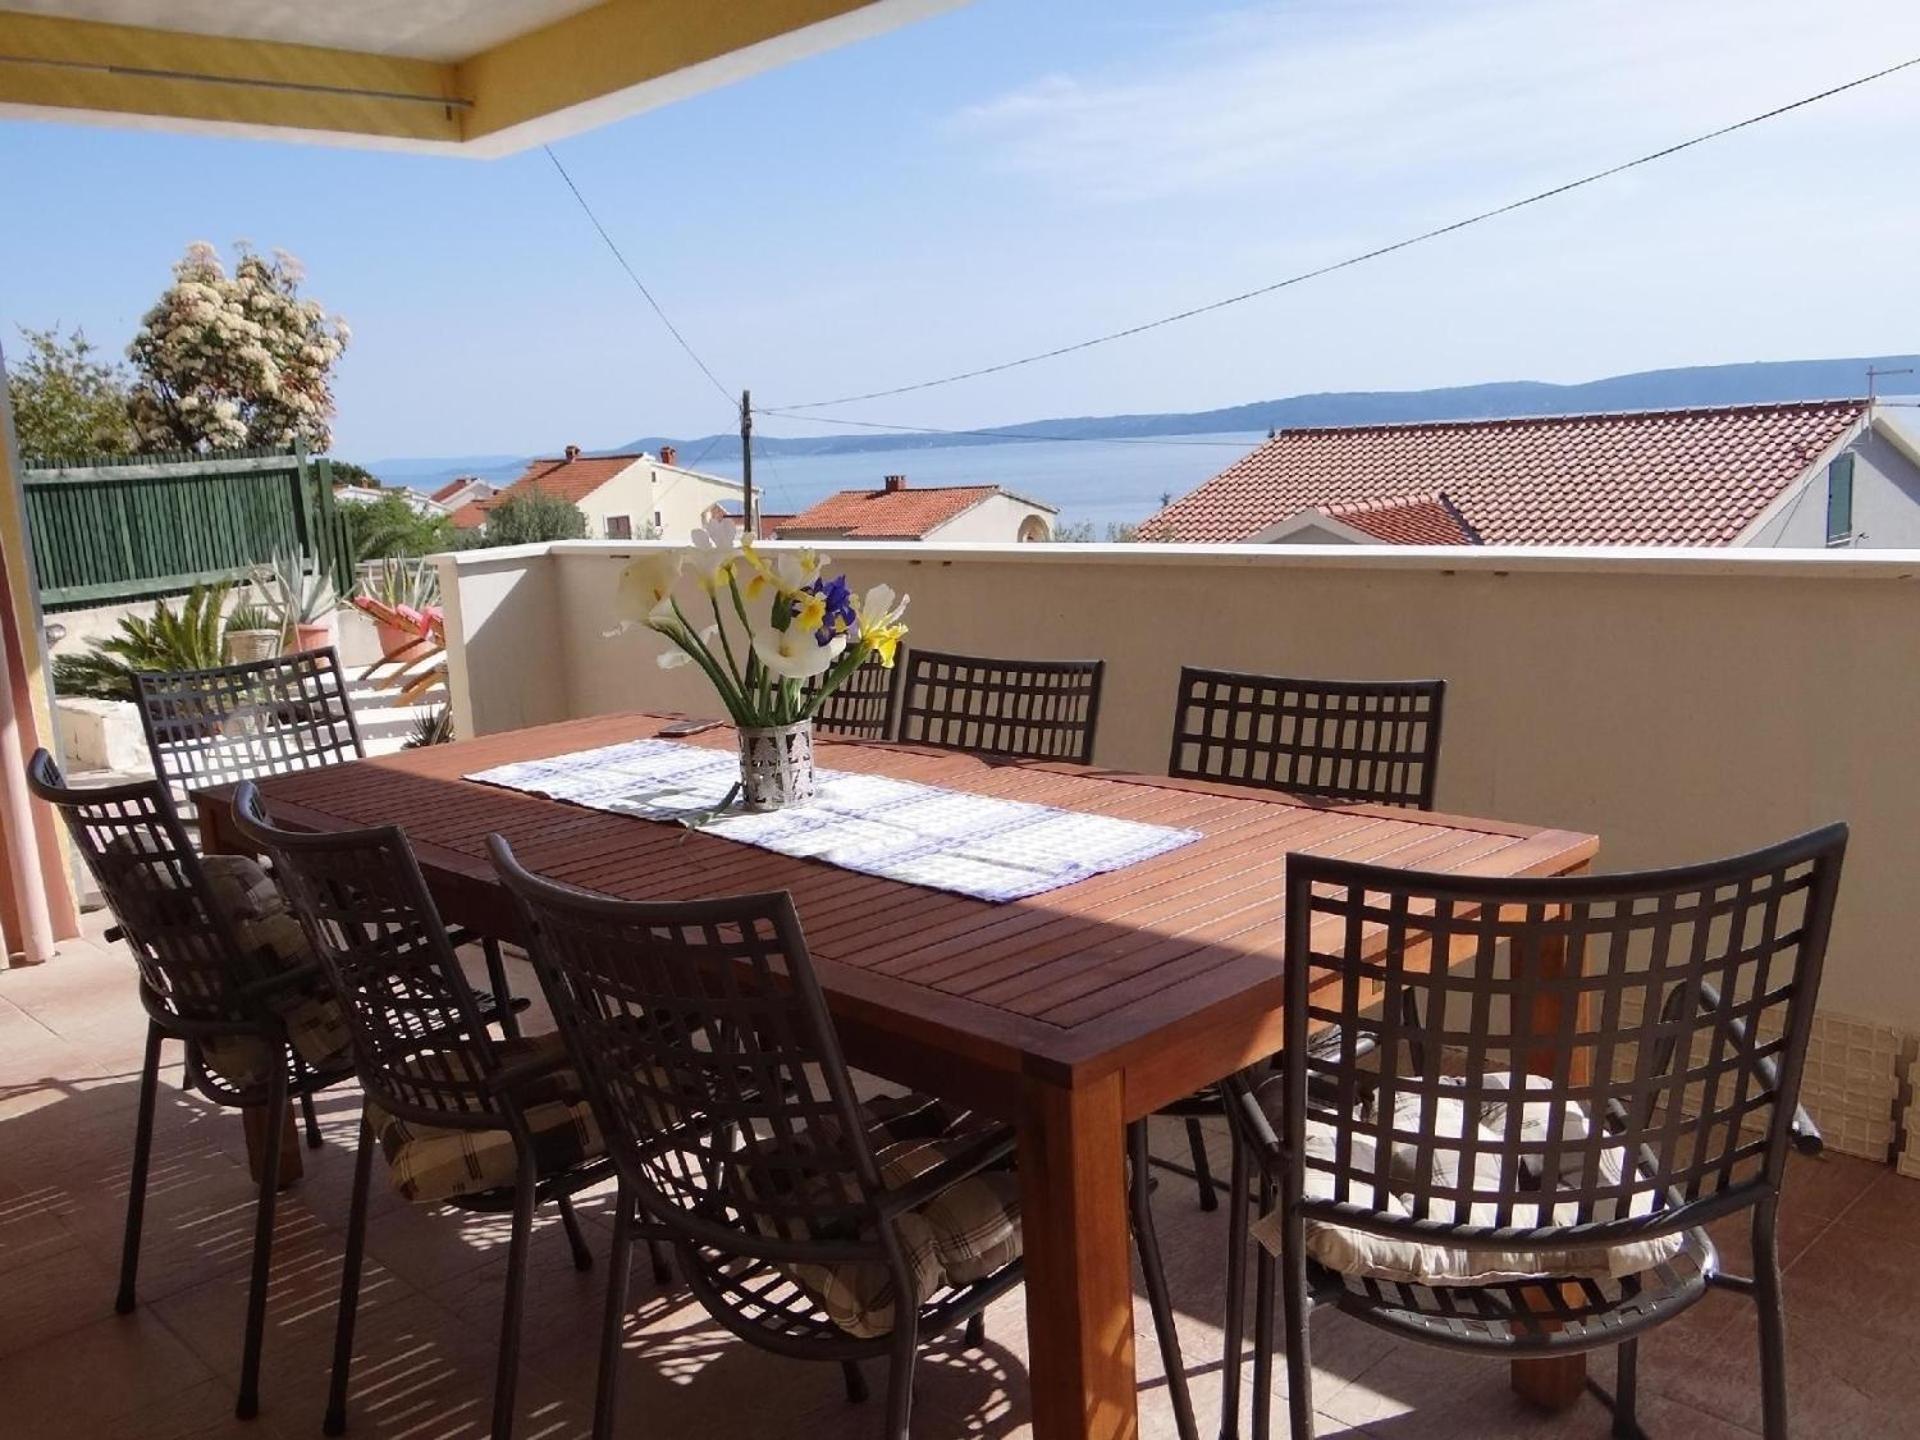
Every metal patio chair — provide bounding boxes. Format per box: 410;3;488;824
810;648;908;741
1158;668;1449;1210
135;647;524;1035
1218;825;1848;1440
490;837;1199;1440
898;649;1105;762
26;749;358;1421
229;784;613;1440
1167;667;1446;809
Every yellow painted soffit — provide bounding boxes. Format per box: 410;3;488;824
0;1;965;155
0;11;465;148
454;0;963;154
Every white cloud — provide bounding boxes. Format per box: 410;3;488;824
953;0;1920;204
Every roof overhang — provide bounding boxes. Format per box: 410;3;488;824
0;1;965;155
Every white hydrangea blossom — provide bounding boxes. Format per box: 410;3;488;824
127;241;349;453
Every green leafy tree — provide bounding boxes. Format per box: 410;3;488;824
342;489;456;560
127;242;350;453
5;325;137;461
481;491;588;546
324;459;378;488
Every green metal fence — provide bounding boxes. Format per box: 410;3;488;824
21;445;354;611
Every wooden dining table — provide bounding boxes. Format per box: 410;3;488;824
197;711;1601;1440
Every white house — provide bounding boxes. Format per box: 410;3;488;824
774;475;1057;543
451;445;755;541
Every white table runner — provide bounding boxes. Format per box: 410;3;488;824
466;738;1201;903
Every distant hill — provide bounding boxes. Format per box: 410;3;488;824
368;353;1920;487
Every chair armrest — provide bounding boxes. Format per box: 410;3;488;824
234;960;326;1003
1790;1105;1824;1157
873;1124;1017;1220
485;1046;570;1099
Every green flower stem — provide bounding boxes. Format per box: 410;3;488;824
651;616;748;725
800;641;874;720
707;587;745;691
669;597;742;701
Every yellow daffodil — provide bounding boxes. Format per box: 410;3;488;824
615;550;685;623
751;618;846;681
854;584;910;667
687;515;739;590
793;592;828;635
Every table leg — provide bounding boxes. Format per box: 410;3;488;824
197;792;304;1190
1017;1070;1138;1440
1511;896;1590;1410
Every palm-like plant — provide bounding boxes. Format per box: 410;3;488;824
51;582;233;700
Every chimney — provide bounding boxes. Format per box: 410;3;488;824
883;474;907;493
563;444;581;462
660;444;677;467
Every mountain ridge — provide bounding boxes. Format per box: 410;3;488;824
367;353;1919;492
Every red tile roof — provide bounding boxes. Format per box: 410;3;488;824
777;484;1003;540
428;475;485;504
448;453;645;529
1314;492;1481;545
1137;400;1868;546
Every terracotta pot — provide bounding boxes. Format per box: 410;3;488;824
375;617;421;659
225;629;280;665
291;620;332;654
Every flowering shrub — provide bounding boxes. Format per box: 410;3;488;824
614;517;909;728
127;242;349;453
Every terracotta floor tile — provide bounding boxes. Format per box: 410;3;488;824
0;1235;120;1360
1641;1222;1920;1437
1817;1167;1920;1246
0;1308;212;1434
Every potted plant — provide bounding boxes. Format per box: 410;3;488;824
255;549;339;653
224;602;281;664
614;517;908;810
353;558;438;658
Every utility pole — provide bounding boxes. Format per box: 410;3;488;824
739;389;757;537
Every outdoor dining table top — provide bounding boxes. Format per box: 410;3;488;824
196;710;1599;1112
194;710;1603;1440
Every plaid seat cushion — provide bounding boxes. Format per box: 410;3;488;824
1249;1070;1685;1286
780;1093;1021;1340
365;1033;606;1205
187;854;350;1090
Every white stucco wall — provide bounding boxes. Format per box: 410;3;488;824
650;464;751;541
1747;426;1920;548
439;539;1920;1037
924;492;1055;542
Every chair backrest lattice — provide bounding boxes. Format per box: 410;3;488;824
899;649;1104;762
493;839;895;1266
133;647;363;815
1274;825;1848;1251
808;650;905;742
230;784;504;1127
26;749;257;1033
1169;667;1445;808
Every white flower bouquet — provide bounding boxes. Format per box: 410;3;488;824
614;518;909;808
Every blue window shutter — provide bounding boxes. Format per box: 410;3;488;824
1826;454;1855;544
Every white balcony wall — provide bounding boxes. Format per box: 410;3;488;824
437;540;1920;1036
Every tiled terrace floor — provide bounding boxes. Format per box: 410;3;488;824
3;915;1917;1440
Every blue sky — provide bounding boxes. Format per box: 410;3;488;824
4;0;1920;461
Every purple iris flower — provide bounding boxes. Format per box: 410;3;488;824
806;574;857;644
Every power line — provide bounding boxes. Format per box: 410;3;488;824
775;53;1920;413
758;408;1259;447
543;144;736;408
